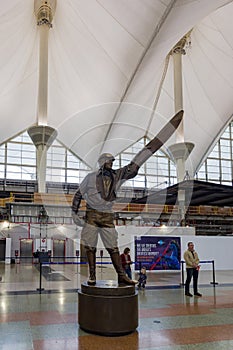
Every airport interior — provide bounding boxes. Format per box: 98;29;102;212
0;1;233;349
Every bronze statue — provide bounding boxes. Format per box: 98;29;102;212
72;110;183;285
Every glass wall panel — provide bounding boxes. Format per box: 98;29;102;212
114;137;176;189
197;120;233;185
0;164;4;178
0;132;176;189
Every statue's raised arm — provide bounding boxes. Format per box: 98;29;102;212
132;110;183;167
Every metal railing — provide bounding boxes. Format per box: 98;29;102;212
180;260;218;286
3;256;219;293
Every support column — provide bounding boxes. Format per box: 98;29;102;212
28;125;57;193
168;142;194;223
169;32;194;223
28;1;57;193
34;0;56;126
173;47;184;141
37;23;49;125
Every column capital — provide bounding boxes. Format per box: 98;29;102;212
34;0;57;27
27;125;57;149
168;142;194;162
170;30;192;56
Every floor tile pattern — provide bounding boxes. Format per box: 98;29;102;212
0;265;232;349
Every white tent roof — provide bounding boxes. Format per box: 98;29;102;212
1;0;233;173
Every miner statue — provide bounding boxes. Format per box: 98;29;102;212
72;110;183;285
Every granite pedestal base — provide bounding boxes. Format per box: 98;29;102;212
78;280;138;336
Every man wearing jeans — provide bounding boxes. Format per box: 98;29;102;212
184;242;202;297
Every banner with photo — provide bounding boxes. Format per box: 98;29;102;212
135;236;181;270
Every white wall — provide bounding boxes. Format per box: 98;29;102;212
115;227;232;271
71;226;232;270
4;224;233;270
5;238;11;264
181;235;233;270
117;226;195;250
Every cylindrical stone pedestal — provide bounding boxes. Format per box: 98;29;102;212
78;280;138;336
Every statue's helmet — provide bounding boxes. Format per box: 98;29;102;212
98;153;115;167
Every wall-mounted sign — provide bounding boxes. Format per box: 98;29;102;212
135;236;181;270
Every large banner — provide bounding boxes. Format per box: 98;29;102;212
135;236;181;270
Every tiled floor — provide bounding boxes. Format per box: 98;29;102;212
0;263;233;349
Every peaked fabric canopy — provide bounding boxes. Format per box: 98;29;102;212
0;0;233;172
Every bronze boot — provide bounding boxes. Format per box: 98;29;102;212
108;248;137;285
85;248;96;285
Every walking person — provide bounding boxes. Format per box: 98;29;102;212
183;242;202;297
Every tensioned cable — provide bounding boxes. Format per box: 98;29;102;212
98;0;178;154
183;25;233;173
145;53;171;138
68;0;130;82
96;0;146;47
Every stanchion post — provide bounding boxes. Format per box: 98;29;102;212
76;250;80;273
37;261;44;293
100;250;103;279
180;260;185;286
210;260;218;285
36;253;45;293
15;250;19;273
76;250;80;290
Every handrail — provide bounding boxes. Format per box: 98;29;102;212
2;191;233;218
0;196;14;206
33;194;233;216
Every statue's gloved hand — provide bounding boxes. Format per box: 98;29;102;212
72;212;85;227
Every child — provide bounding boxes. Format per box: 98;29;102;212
138;266;147;288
